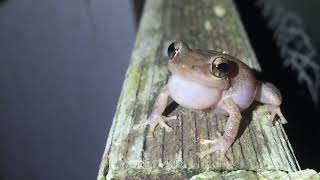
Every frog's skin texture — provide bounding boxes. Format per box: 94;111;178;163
133;41;287;158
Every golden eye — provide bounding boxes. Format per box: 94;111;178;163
210;57;229;78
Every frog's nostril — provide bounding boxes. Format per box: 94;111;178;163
168;42;177;59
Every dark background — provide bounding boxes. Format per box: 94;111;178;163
235;0;320;172
0;0;319;180
0;0;135;179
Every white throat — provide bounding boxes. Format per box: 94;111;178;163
168;74;222;110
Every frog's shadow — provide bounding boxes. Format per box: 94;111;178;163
163;100;179;116
235;102;259;140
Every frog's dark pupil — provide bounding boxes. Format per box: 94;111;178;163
216;62;229;73
168;42;176;59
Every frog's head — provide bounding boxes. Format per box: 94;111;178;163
167;41;238;90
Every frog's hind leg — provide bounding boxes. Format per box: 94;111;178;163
255;82;287;125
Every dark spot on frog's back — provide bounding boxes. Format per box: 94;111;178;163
226;61;239;78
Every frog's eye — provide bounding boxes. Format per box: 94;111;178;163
168;41;190;59
210;57;229;78
168;42;179;59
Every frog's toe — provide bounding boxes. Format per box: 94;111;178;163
132;122;147;131
276;109;287;124
197;137;231;159
199;139;216;145
146;119;172;138
165;115;178;121
146;124;157;138
134;114;175;138
265;105;287;126
159;120;173;132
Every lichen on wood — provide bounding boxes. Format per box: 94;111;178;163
98;0;301;179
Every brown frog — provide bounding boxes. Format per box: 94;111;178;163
134;41;287;158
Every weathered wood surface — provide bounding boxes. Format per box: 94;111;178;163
98;0;301;179
189;169;320;180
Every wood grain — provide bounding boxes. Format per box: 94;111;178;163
98;0;300;179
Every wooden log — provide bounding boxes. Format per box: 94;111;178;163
98;0;304;179
189;169;320;179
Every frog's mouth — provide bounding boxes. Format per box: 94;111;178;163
168;62;231;90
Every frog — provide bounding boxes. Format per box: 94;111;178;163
133;41;287;158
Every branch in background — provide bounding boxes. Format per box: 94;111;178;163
257;0;320;105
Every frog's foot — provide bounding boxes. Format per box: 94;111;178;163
133;114;177;138
264;105;287;126
197;137;232;159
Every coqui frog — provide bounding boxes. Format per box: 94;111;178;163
134;41;287;158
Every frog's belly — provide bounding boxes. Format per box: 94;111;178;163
168;75;222;110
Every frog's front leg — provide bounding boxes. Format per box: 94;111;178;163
198;97;241;158
255;82;287;126
133;85;177;138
